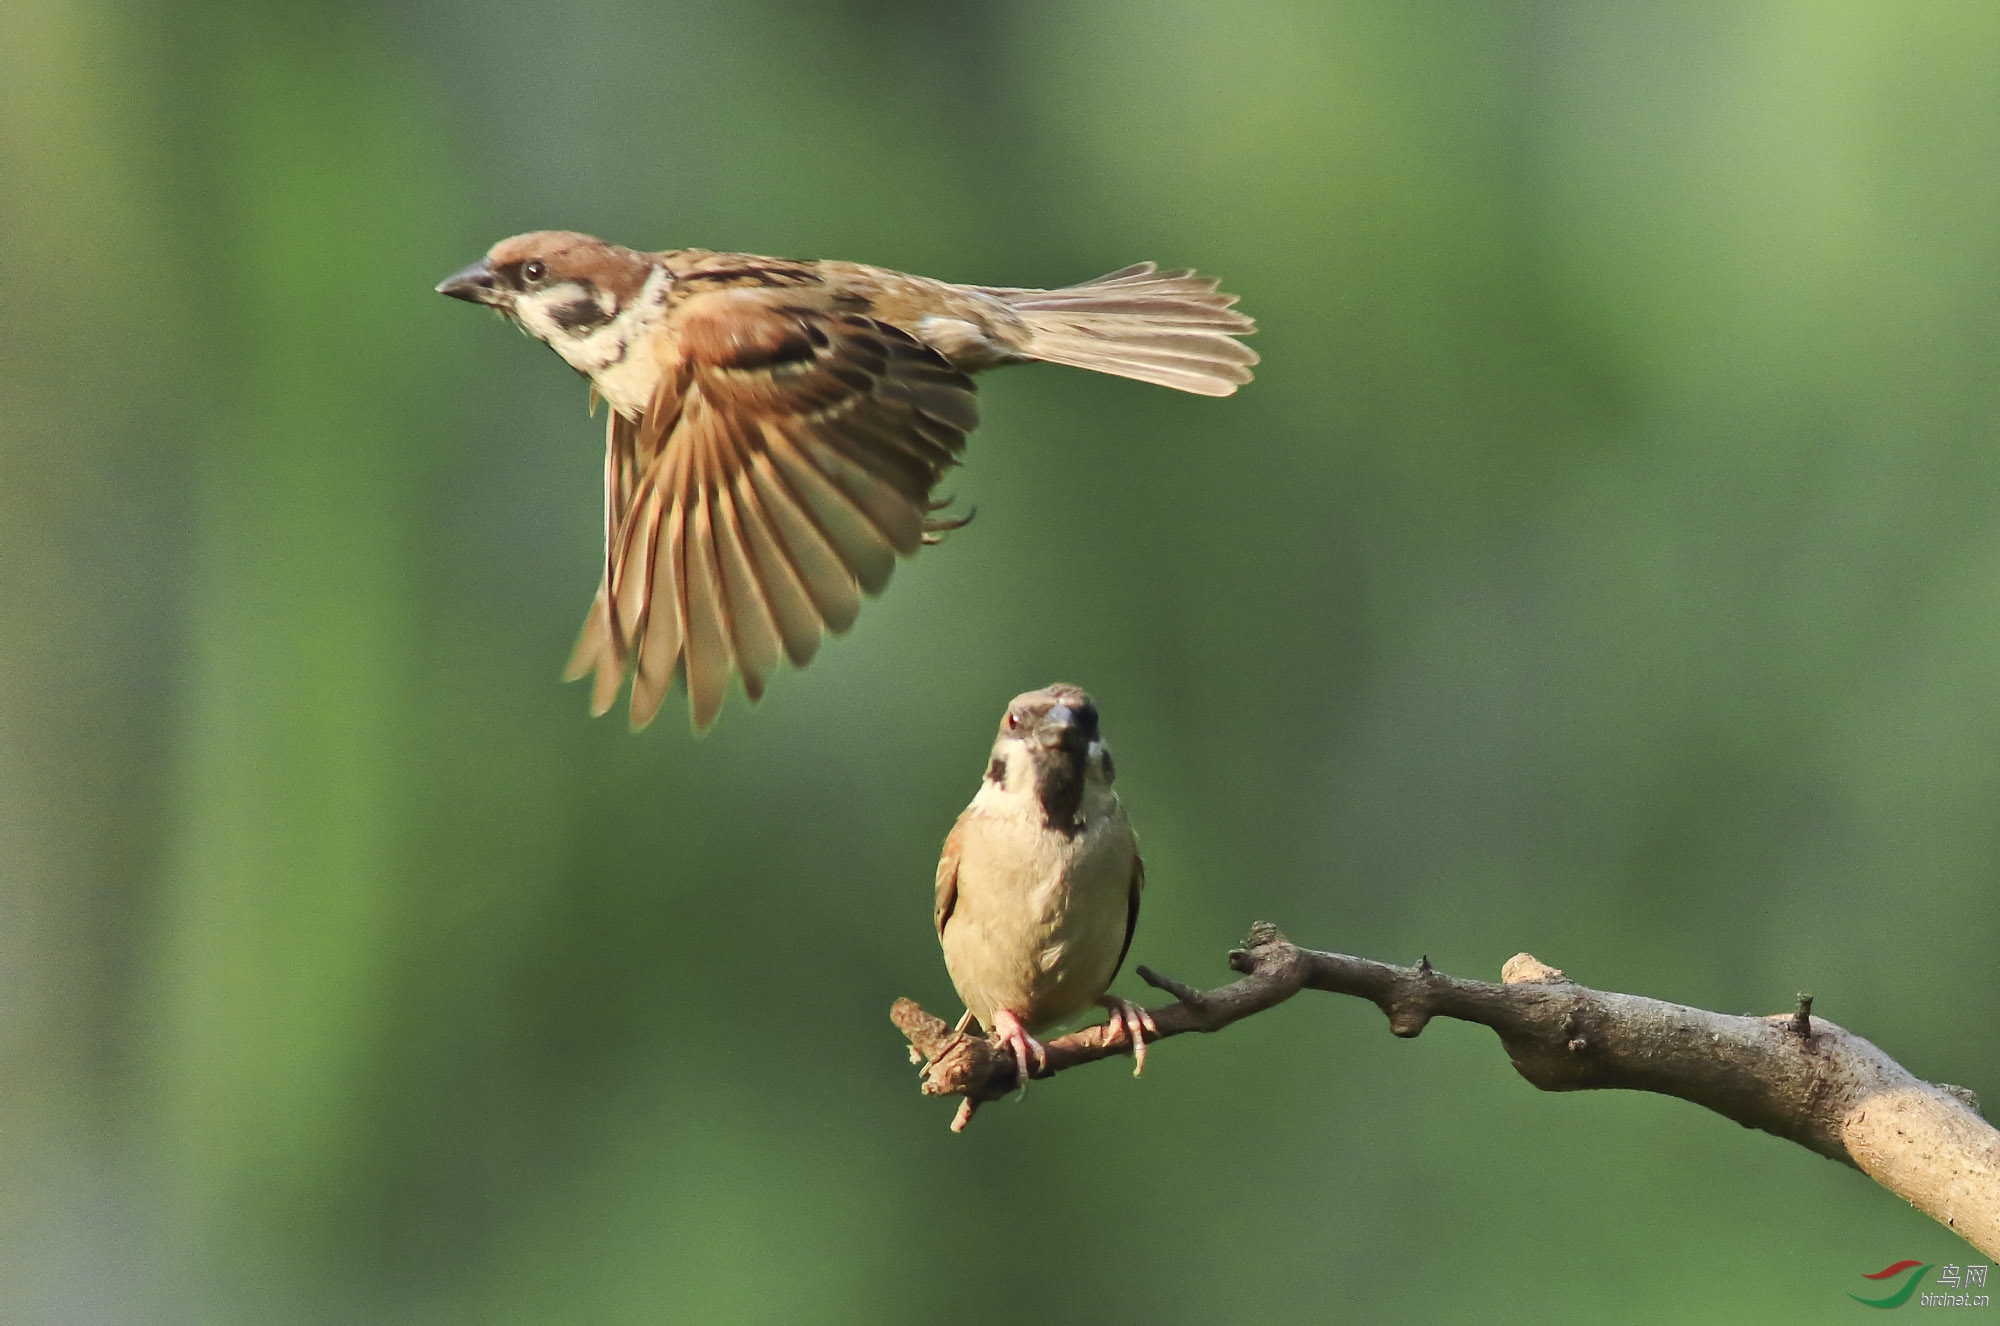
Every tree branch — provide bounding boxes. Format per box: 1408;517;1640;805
892;922;2000;1256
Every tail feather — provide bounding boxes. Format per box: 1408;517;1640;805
987;262;1258;397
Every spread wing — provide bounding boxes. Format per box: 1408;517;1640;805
1109;851;1144;983
934;814;966;938
566;286;979;730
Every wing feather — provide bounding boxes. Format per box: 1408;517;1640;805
577;288;977;729
630;444;693;728
760;421;899;593
564;412;643;691
680;443;731;731
1109;852;1144;983
612;479;660;653
564;588;609;685
726;459;824;667
810;437;926;554
744;444;863;634
934;816;967;937
707;458;782;699
620;481;680;728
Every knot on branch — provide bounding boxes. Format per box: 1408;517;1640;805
1790;993;1815;1044
1377;957;1447;1036
1502;953;1570;985
1227;921;1295;974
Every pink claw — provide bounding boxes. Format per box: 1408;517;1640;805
1099;996;1160;1076
989;1008;1049;1085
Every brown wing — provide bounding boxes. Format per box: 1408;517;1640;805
1109;851;1144;983
563;407;643;716
934;815;966;938
584;287;979;730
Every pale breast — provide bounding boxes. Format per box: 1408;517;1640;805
940;795;1136;1034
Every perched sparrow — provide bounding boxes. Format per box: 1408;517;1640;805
437;233;1256;730
934;684;1155;1101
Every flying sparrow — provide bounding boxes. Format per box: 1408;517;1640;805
934;684;1155;1110
437;233;1256;730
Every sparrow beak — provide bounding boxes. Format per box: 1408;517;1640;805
436;260;503;306
1046;704;1089;753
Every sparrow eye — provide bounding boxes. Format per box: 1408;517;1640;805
522;260;546;284
1004;712;1019;731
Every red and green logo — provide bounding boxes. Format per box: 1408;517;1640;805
1849;1261;1932;1309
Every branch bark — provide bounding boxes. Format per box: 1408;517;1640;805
891;922;2000;1256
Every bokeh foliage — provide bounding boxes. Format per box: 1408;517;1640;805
6;1;2000;1320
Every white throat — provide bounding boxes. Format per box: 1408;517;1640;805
969;741;1118;828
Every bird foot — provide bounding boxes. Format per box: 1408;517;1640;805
1098;995;1160;1077
988;1008;1049;1087
921;502;975;544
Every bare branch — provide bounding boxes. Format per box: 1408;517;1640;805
892;923;2000;1256
889;921;1308;1131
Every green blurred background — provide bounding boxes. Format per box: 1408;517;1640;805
7;1;1999;1320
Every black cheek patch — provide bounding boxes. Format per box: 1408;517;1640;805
986;756;1006;784
549;294;611;332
